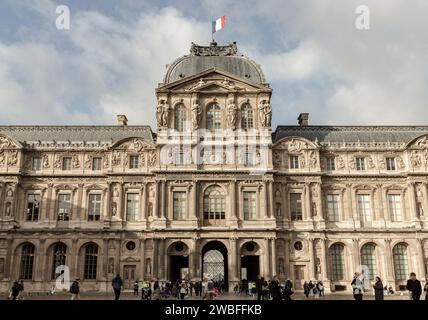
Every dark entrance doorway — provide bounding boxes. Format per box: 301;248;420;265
241;256;260;281
169;255;189;283
202;241;228;291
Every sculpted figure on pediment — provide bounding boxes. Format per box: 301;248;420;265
396;155;405;169
288;139;308;153
336;156;345;169
414;136;428;149
410;150;422;167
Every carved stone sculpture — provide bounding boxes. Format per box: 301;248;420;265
191;100;202;130
226;98;238;129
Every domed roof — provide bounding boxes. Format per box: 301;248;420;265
163;42;267;85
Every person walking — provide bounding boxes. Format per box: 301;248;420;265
9;282;20;300
153;281;161;300
283;279;293;300
70;279;80;300
256;275;263;300
206;280;215;300
133;281;139;296
269;276;282;300
303;281;310;298
351;272;364;300
316;281;325;297
180;281;187;299
111;274;123;301
17;280;24;300
373;276;384;300
406;272;422;300
423;277;428;300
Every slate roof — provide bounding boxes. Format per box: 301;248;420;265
163;43;267;85
0;126;154;146
273;126;428;145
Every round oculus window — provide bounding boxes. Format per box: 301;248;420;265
126;241;136;251
245;242;256;252
294;241;303;251
175;242;185;252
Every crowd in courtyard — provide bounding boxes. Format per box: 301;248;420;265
5;272;428;301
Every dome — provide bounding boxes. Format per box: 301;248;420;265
163;42;267;85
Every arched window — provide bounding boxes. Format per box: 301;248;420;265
203;186;225;224
393;243;408;280
84;243;98;280
361;243;376;280
51;243;67;279
174;104;186;132
20;243;35;280
241;104;254;130
329;243;345;281
207;103;222;130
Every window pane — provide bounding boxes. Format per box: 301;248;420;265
27;194;41;221
393;244;408;280
356;158;365;171
129;156;139;169
126;193;139;221
58;194;71;221
243;191;256;220
62;157;72;170
51;243;67;279
88;194;102;221
357;194;372;222
173;192;186;220
326;158;335;171
388;194;402;221
92;158;102;171
290;193;302;221
386;157;396;171
203;186;225;222
175;105;186;132
290;156;299;169
20;244;35;280
84;244;98;279
327;194;340;222
32;157;42;171
361;244;376;280
330;244;345;280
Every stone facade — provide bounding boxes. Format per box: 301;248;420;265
0;42;428;293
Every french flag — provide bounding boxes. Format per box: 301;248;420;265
212;16;226;34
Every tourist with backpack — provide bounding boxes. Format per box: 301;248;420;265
111;274;123;300
70;279;80;300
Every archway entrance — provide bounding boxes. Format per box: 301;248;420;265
240;241;260;281
202;241;228;291
168;241;189;283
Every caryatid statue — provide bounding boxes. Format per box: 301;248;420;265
156;99;170;127
258;99;272;127
226;98;238;129
191;99;202;130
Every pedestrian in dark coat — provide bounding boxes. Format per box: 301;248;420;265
406;272;422;300
373;276;384;300
303;281;310;298
256;275;263;300
112;274;123;300
269;276;282;300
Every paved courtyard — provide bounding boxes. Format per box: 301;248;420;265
0;291;416;300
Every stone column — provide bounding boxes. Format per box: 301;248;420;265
157;238;166;279
315;183;323;220
191;182;198;221
140;238;146;280
320;238;328;281
229;181;237;220
384;239;394;283
75;184;84;220
0;182;4;218
284;239;291;279
416;238;426;278
4;238;13;279
264;238;270;278
422;183;428;219
154;181;160;218
268;180;274;218
140;184;146;221
104;183;111;220
160;181;166;219
304;183;311;220
35;239;47;288
270;238;277;276
408;182;419;221
152;238;158;279
261;182;268;219
352;239;360;278
69;238;79;279
308;238;316;280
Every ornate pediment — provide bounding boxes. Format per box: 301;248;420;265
0;134;21;150
274;137;317;153
112;138;153;152
408;135;428;149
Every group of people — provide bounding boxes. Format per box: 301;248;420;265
303;280;325;298
8;280;25;300
234;276;294;300
351;272;428;300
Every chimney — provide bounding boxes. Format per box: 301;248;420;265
298;113;309;126
117;115;128;126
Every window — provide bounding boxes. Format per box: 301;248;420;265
51;243;67;279
58;194;71;221
241;104;254;130
203;186;225;223
356;157;365;171
175;149;184;165
388;194;402;222
173;191;186;220
92;157;102;171
326;158;336;171
174;104;186;132
330;244;345;281
84;244;98;280
126;241;136;251
289;155;299;169
290;193;302;221
26;194;41;221
386;157;396;171
126;193;139;221
207;103;222;130
32;157;42;171
357;194;372;222
361;244;377;280
20;243;35;280
326;194;340;222
393;243;408;280
244;150;255;166
129;155;139;169
243;191;257;220
62;157;72;171
88;194;102;221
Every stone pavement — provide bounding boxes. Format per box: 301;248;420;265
0;291;416;300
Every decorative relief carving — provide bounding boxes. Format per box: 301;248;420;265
336;156;345;169
396;155;405;169
72;154;80;168
367;155;375;169
7;150;18;167
191;99;202;130
156;99;170;127
43;154;50;168
414;136;428;149
309;151;318;168
258;100;272;127
185;79;205;91
226;97;238;129
189;42;237;56
287;139;308;153
349;157;356;169
273;151;282;166
54;155;62;169
148;151;157;167
410;150;422;168
112;152;121;167
0;150;4;167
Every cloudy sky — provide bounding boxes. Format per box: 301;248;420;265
0;0;427;128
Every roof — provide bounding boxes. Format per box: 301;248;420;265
274;126;428;145
163;42;267;85
0;125;154;147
